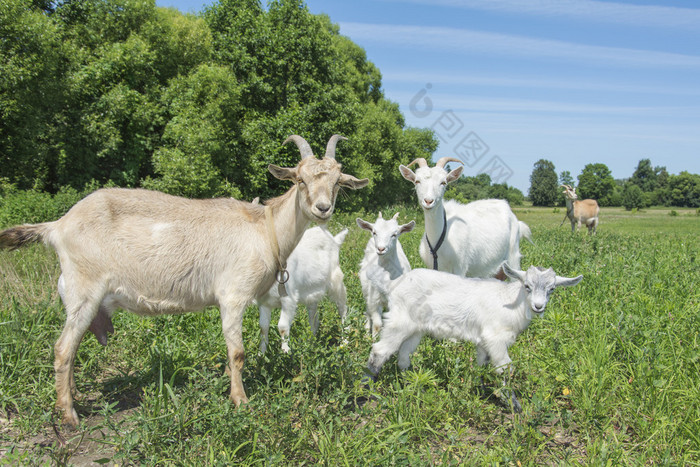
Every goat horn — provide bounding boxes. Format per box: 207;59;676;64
406;158;428;169
435;157;463;169
324;134;347;160
283;135;315;160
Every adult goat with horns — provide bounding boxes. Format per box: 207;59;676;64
0;134;368;428
399;157;532;278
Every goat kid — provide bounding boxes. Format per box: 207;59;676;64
366;263;583;412
560;184;599;234
399;158;532;279
356;212;415;338
257;226;348;354
0;135;368;428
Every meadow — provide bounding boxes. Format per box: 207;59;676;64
1;205;699;465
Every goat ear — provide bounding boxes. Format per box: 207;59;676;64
446;165;463;183
555;274;583;288
399;220;416;235
334;228;349;245
399;165;416;183
339;173;369;189
502;262;525;282
356;218;373;232
268;164;297;181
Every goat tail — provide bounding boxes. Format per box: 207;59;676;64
518;221;534;245
0;223;51;250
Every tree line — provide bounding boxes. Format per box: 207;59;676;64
1;0;436;211
528;159;700;209
2;0;697;219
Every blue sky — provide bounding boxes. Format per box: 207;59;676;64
155;0;700;193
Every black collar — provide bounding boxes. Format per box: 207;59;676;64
425;209;447;270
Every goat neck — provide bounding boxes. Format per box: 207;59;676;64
422;199;447;255
264;185;308;264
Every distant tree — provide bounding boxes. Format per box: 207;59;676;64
489;183;524;206
622;183;646;210
665;171;700;207
528;159;558;206
651;166;670;205
577;163;616;206
559;170;574;188
629;159;657;192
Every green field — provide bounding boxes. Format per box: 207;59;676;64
1;206;699;464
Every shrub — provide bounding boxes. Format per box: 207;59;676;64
0;184;97;228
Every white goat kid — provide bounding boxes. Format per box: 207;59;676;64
560;184;599;234
257;226;349;354
399;157;532;279
356;212;415;338
366;263;583;412
0;134;368;428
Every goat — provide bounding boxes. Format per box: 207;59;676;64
560;184;599;234
0;135;368;428
257;226;348;354
399;157;532;279
366;263;583;412
356;212;415;338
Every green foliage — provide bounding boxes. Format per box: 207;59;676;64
664;171;700;208
528;159;559;206
0;0;436;208
446;173;524;206
2;206;700;463
621;183;648;211
0;183;98;227
577;163;616;206
629;158;658;192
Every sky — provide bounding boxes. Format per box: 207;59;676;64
154;0;700;193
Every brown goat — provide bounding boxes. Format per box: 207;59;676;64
560;184;599;234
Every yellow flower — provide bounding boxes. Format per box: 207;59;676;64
562;387;571;396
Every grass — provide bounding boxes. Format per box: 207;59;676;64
1;205;699;464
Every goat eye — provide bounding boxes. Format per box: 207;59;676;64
297;179;305;186
440;181;447;186
415;180;421;185
525;285;532;292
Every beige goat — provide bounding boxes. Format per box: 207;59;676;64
0;134;368;428
560;184;599;234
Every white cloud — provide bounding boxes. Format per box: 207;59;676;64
339;22;700;68
382;0;700;30
382;71;700;96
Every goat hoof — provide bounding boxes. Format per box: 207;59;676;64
360;374;377;389
57;406;80;430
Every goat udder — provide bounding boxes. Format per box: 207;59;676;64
89;308;115;346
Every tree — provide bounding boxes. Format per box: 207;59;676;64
528;159;558;206
629;159;657;192
0;0;438;209
622;183;646;210
577;163;616;206
0;0;67;190
665;171;700;207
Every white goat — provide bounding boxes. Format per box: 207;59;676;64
0;134;368;428
257;226;348;354
366;263;583;412
560;184;599;234
399;157;532;279
356;212;415;338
